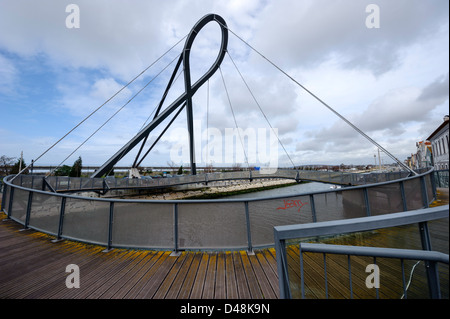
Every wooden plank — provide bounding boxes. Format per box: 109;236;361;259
248;252;277;299
52;249;136;299
177;253;202;299
214;252;226;299
88;250;153;299
189;253;209;298
202;252;217;299
233;251;251;299
165;252;195;299
80;250;146;299
98;250;158;299
285;246;320;299
110;251;164;299
254;250;279;298
240;251;263;299
135;252;179;299
2;244;104;298
119;251;167;299
153;252;189;299
225;252;238;299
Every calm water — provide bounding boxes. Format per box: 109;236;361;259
223;181;336;199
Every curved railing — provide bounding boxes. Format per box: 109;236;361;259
1;169;437;251
6;169;414;195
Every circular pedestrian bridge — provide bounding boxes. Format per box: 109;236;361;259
2;168;437;252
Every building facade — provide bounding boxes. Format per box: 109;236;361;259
414;140;433;169
427;115;449;170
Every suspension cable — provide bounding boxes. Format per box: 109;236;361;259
214;18;416;175
226;51;297;168
132;61;185;169
10;35;187;181
219;67;250;169
50;52;183;176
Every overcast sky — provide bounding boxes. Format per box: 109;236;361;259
0;0;448;169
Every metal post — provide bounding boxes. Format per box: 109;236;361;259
103;201;114;252
299;244;305;299
418;221;441;299
429;172;437;200
21;191;33;230
171;203;181;256
1;183;7;214
274;233;291;299
309;194;317;223
53;196;66;242
420;176;429;208
363;188;371;216
400;181;407;211
7;186;14;218
244;201;253;254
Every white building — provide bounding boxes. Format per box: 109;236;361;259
414;140;432;169
427;115;449;170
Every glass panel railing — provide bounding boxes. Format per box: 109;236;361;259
249;195;312;247
112;201;173;249
29;192;61;235
368;183;403;216
62;198;110;246
177;201;248;250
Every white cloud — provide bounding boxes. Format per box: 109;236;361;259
0;0;448;168
252;0;448;76
0;54;17;94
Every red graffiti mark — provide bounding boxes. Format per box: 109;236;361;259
277;199;308;212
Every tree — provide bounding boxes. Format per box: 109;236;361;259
54;165;72;176
0;155;15;176
69;156;82;177
10;158;29;175
177;165;183;175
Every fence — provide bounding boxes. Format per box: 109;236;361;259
274;205;449;299
5;169;414;194
1;169;438;251
434;169;449;188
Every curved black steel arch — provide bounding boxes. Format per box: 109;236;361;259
92;14;228;178
183;14;228;175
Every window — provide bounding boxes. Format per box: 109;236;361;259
446;134;449;153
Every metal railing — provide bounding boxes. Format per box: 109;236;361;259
6;169;414;194
274;205;449;299
434;169;449;188
1;169;438;252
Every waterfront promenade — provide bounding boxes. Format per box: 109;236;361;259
0;188;448;299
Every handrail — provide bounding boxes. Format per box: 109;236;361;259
273;205;449;299
2;168;434;203
273;205;448;241
300;243;449;264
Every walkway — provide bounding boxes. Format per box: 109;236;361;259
0;217;278;299
0;188;447;299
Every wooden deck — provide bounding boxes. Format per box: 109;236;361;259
0;216;279;299
0;189;448;299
